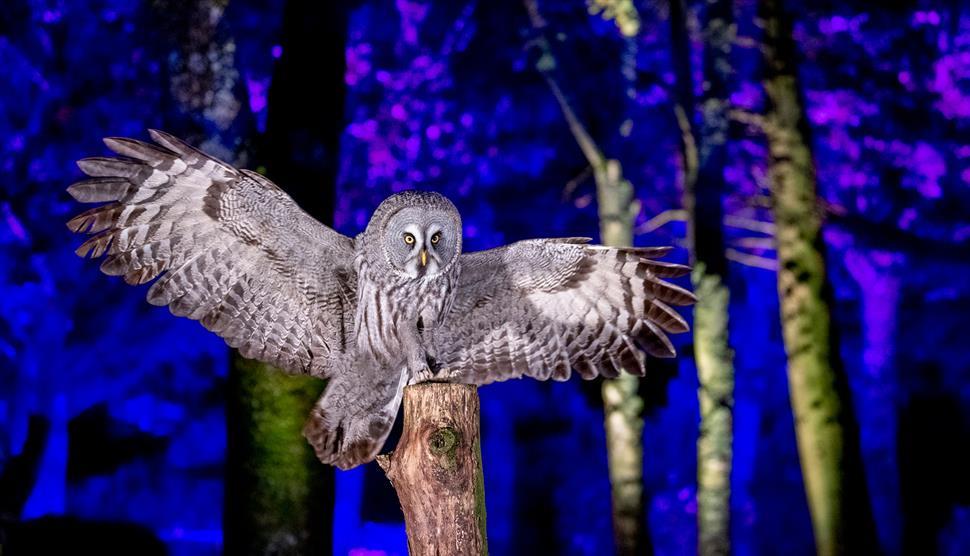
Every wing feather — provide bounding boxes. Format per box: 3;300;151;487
67;131;357;376
437;239;695;384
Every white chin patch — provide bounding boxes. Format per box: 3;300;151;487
404;259;421;278
403;257;440;278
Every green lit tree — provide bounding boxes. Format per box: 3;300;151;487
669;0;737;553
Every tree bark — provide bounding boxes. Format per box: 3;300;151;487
760;1;849;553
225;360;328;555
670;0;737;554
377;383;488;556
691;266;734;556
594;160;645;556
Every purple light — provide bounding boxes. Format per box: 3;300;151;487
910;143;945;199
3;203;28;242
390;104;407;120
246;76;268;114
932;52;970;118
345;43;372;86
349;549;389;556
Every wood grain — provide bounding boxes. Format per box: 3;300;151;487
378;383;488;555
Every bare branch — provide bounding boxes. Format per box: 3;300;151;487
523;0;546;27
674;104;699;189
439;0;480;56
562;165;594;200
724;214;776;235
732;35;770;56
725;248;777;270
818;198;848;217
728;108;768;132
543;74;606;168
732;236;776;249
747;194;773;208
523;0;605;169
733;35;759;48
635;209;688;234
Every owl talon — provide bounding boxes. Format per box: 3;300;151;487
426;355;442;375
411;363;446;384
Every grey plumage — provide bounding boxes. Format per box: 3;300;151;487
68;131;696;470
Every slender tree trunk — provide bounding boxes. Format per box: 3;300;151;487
595;160;646;556
377;383;488;556
760;1;849;553
691;267;734;556
670;0;737;553
522;3;647;552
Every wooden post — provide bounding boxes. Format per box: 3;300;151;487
377;383;488;556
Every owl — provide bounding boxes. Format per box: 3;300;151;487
67;131;696;469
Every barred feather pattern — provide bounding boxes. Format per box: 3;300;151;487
67;131;357;377
68;132;696;470
436;238;696;385
303;358;410;470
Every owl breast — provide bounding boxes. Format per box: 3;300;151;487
353;257;459;372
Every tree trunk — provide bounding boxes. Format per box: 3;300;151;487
522;3;647;552
760;1;848;553
377;383;488;556
691;267;734;556
225;360;329;555
223;1;348;554
670;0;737;554
595;161;646;556
153;1;337;552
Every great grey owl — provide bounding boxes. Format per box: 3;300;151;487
67;131;696;469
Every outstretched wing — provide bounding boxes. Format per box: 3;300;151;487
436;238;695;384
67;130;357;376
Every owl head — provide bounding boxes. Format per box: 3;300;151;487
367;191;462;278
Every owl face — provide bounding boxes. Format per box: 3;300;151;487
383;205;460;278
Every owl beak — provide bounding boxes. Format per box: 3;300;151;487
420;248;428;267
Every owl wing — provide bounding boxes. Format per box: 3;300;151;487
67;131;357;376
436;238;695;384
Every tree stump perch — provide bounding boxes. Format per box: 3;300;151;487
377;383;488;555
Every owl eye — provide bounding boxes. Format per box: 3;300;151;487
403;232;416;245
431;232;441;245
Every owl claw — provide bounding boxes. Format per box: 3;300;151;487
426;355;442;375
408;354;446;384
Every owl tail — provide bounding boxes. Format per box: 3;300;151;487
303;365;407;470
